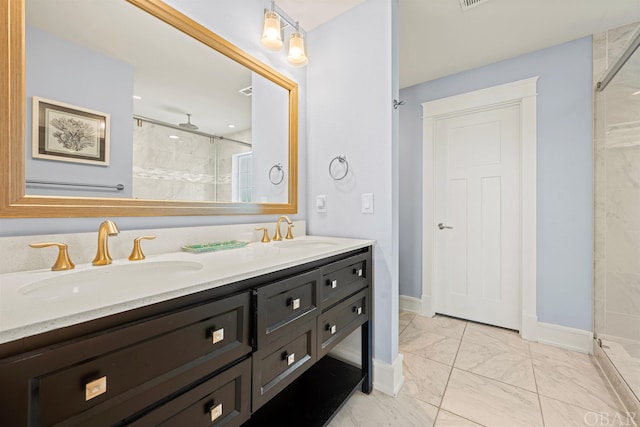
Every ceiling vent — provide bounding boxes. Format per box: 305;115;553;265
238;86;253;97
459;0;490;11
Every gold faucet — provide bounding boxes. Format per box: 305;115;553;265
29;242;75;271
273;216;294;241
128;236;156;261
92;220;119;266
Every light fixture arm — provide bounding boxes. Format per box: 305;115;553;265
267;1;307;37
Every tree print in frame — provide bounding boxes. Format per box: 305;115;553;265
32;97;110;165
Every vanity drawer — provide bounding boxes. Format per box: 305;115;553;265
130;358;251;427
252;319;316;411
34;292;251;426
320;255;368;310
255;269;321;348
317;289;369;358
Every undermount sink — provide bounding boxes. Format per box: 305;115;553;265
18;261;204;299
273;239;338;249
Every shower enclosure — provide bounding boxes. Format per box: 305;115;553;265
593;22;640;412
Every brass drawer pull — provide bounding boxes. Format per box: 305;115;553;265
289;298;301;310
283;352;296;366
211;327;225;344
85;376;107;401
354;268;363;277
329;279;338;289
209;402;223;422
354;306;363;315
327;324;337;335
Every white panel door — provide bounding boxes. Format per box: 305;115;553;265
434;104;521;329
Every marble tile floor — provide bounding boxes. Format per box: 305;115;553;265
329;312;637;427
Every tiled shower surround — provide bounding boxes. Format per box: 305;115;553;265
132;120;251;201
593;21;640;406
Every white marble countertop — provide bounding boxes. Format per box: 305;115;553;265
0;235;374;345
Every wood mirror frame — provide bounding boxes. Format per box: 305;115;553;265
0;0;298;218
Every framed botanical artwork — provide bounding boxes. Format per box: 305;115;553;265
32;96;110;165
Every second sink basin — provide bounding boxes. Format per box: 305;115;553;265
273;239;338;250
18;261;204;300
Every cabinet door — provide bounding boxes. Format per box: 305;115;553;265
317;289;369;358
320;254;369;310
252;319;316;411
130;358;251;427
255;269;321;348
11;292;251;426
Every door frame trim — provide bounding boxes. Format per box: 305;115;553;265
421;77;539;340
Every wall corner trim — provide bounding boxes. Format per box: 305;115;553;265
373;354;405;396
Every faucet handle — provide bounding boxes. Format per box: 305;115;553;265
128;236;156;261
255;227;271;243
29;242;75;271
285;224;294;240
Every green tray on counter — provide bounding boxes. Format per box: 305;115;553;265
181;240;249;253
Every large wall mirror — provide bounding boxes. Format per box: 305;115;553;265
0;0;298;217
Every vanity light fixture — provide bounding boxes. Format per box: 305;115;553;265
261;1;308;67
261;1;283;51
287;23;308;67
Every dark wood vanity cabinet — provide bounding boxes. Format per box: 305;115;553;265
0;247;372;426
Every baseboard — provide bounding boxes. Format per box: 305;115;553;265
373;353;405;396
537;322;593;354
520;314;538;342
329;340;362;367
399;295;422;314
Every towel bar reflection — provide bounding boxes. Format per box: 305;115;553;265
269;164;285;185
26;180;125;191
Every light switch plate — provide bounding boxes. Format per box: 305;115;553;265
316;195;327;213
361;193;374;214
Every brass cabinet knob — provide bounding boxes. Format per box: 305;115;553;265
209;402;223;422
282;352;295;366
211;327;225;344
85;376;107;401
29;242;75;271
128;236;156;261
288;298;301;310
255;227;271;243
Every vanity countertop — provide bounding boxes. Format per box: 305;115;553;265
0;235;374;345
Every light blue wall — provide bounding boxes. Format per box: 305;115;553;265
26;26;134;198
307;0;399;364
399;37;594;331
1;0;307;237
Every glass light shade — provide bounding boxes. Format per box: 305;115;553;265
287;32;308;67
261;11;283;51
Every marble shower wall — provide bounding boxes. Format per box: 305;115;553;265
132;121;250;202
593;22;640;342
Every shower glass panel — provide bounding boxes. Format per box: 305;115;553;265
594;29;640;401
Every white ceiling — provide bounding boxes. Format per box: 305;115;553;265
279;0;640;88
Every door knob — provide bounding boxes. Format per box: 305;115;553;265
438;223;453;230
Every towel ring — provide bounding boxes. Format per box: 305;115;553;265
329;155;349;181
269;163;285;185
